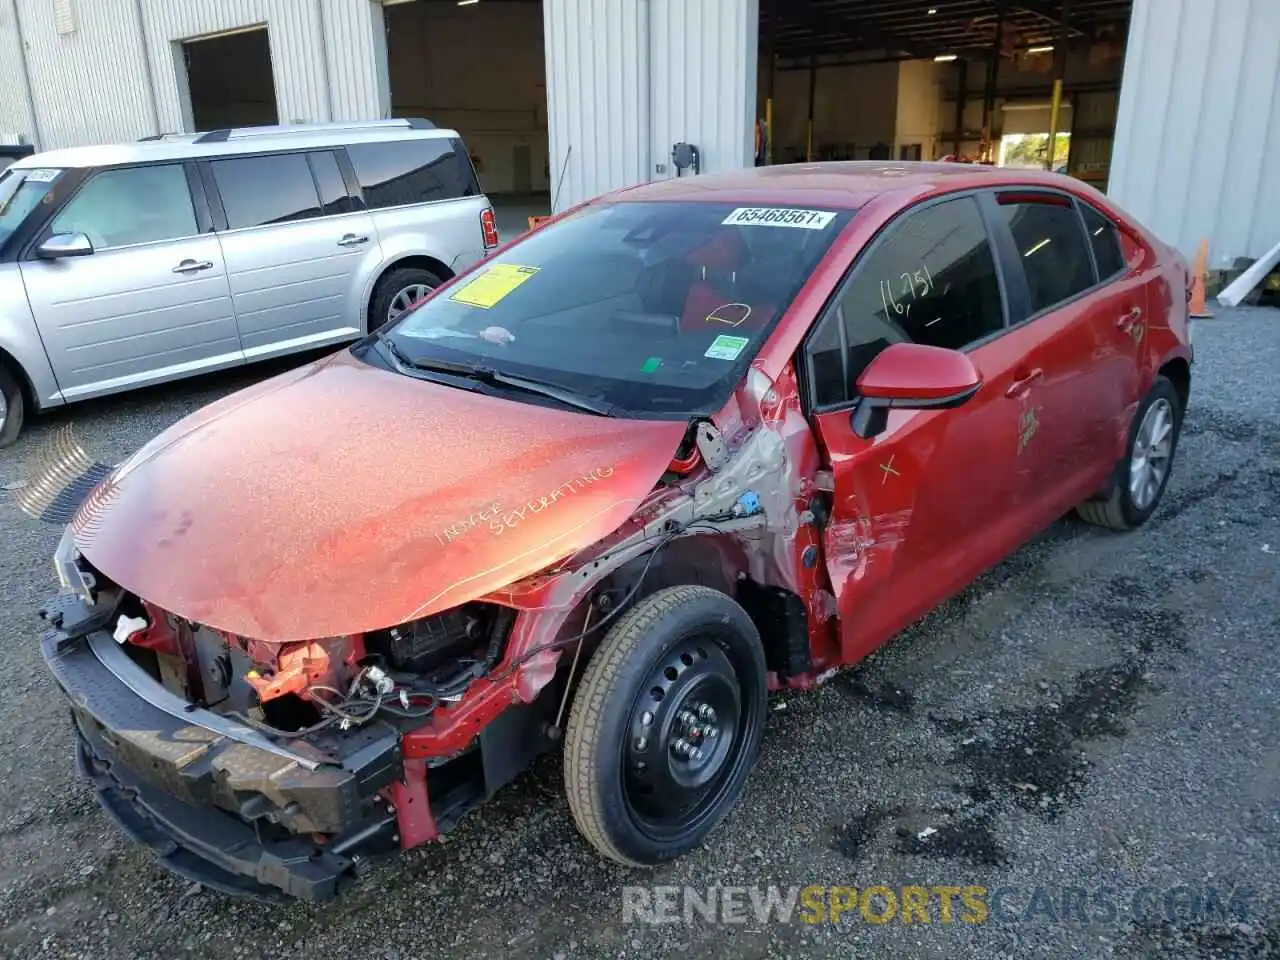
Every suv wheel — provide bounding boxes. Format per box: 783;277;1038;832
0;363;25;449
563;585;768;866
369;267;445;333
1077;375;1183;530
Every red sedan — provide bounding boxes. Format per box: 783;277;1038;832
42;162;1192;899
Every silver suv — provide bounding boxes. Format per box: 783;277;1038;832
0;119;498;447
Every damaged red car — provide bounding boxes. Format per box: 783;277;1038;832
40;163;1194;901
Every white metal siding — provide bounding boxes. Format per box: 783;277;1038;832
0;1;37;143
0;0;388;150
1109;0;1280;264
544;0;757;212
11;0;155;148
543;0;648;210
140;0;387;132
649;0;757;181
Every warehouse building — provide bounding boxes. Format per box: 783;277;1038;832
0;0;1276;268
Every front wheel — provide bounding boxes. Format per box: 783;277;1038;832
563;585;768;867
0;363;25;449
1077;375;1183;530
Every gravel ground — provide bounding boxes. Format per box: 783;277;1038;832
0;308;1277;959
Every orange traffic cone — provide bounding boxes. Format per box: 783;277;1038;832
1189;238;1213;318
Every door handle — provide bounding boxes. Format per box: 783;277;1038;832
1116;306;1143;331
1005;367;1044;399
172;259;213;274
337;234;370;247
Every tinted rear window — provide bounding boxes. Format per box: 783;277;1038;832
347;138;478;209
1079;202;1126;278
380;201;853;417
997;197;1094;315
211;152;323;229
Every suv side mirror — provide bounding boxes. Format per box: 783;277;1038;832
850;342;983;439
37;233;94;259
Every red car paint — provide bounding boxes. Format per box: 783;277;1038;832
66;162;1192;867
71;351;686;642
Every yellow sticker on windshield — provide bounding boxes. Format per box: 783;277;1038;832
449;264;539;309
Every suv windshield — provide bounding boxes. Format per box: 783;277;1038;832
379;200;853;417
0;168;60;247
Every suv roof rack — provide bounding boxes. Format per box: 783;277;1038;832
192;118;436;144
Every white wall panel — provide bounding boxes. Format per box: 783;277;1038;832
544;0;757;212
11;0;155;148
0;1;38;143
1109;0;1280;263
139;0;386;132
649;0;756;182
543;0;648;210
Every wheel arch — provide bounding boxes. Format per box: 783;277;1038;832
0;345;36;415
1158;354;1191;412
364;255;456;330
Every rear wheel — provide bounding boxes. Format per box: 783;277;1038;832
0;362;25;449
369;266;445;334
563;585;768;866
1077;376;1182;530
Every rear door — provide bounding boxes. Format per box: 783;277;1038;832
204;149;381;359
19;162;242;400
803;194;1050;665
987;189;1146;516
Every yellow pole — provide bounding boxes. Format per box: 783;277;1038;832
765;96;773;165
1046;78;1063;171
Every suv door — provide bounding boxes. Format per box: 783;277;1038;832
18;162;241;400
987;190;1146;517
203;149;381;359
803;194;1057;665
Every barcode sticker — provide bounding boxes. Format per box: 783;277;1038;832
722;207;837;230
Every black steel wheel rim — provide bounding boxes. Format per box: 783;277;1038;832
622;633;752;840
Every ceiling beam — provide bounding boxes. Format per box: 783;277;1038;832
777;1;948;59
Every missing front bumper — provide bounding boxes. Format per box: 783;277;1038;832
41;593;401;901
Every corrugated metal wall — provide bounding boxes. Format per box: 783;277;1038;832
140;0;387;132
0;2;37;143
649;0;757;183
544;0;757;211
0;0;388;149
543;0;648;210
1109;0;1280;264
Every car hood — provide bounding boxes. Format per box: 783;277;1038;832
72;351;687;642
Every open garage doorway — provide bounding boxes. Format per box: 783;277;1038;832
384;0;549;239
182;27;279;132
755;1;1132;190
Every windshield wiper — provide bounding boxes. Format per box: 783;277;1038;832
376;335;616;417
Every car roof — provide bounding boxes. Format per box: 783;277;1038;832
610;161;1096;210
8;120;462;171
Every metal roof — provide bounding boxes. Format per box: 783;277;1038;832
9;119;460;171
762;0;1134;62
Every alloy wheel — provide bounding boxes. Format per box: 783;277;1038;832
1130;397;1174;510
386;283;433;324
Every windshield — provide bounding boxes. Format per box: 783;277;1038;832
0;167;60;247
380;200;853;417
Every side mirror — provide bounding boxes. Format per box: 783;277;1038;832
850;342;983;439
37;233;94;259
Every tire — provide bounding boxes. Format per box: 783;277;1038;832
563;585;768;867
368;266;445;334
0;362;25;449
1077;375;1183;531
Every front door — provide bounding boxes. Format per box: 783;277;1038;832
204;150;379;359
20;162;242;400
803;194;1056;664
